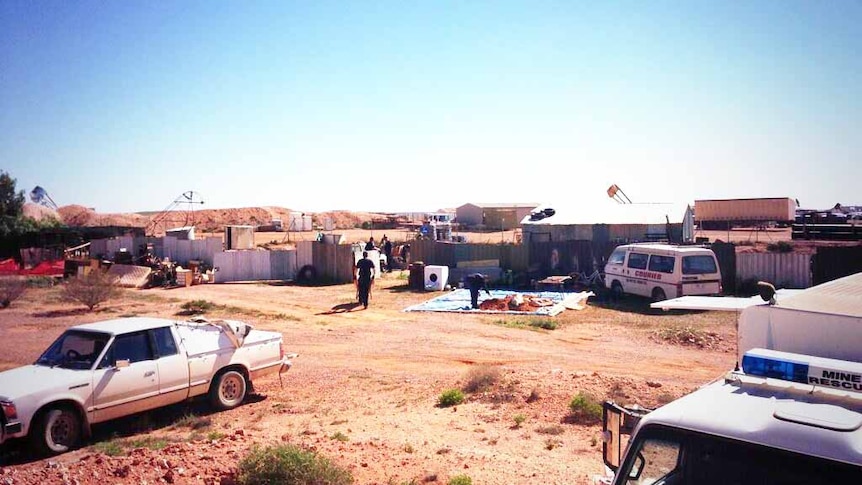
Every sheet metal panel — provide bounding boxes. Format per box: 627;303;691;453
269;250;297;281
296;241;313;270
736;252;812;289
214;250;271;282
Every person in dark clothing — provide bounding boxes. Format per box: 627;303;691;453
382;235;393;272
365;237;376;251
465;273;491;309
355;251;376;308
399;243;410;265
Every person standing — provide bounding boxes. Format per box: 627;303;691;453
365;237;376;251
355;251;376;308
382;235;393;272
465;273;491;309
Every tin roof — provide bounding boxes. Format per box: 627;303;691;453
461;202;540;209
521;202;692;226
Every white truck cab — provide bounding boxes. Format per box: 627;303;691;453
604;244;721;302
600;273;862;483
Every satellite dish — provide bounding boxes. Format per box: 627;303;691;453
29;186;58;210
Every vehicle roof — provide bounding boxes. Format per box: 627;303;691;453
615;243;714;254
639;376;862;466
775;271;862;319
73;317;177;335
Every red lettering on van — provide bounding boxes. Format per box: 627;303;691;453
634;271;662;281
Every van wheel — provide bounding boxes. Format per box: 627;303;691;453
610;281;624;300
29;406;81;455
210;369;248;410
651;288;667;303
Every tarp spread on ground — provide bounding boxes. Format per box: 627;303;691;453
404;289;593;316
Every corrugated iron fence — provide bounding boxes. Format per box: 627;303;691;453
214;250;297;283
91;236;224;266
410;240;529;271
812;246;862;285
735;252;812;289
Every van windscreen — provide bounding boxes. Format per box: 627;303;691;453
682;255;717;275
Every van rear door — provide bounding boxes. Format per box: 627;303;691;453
680;254;721;295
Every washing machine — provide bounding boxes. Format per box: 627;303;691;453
423;265;449;291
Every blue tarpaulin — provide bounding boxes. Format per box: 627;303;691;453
404;289;573;316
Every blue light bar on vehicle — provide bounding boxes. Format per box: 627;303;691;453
742;349;862;393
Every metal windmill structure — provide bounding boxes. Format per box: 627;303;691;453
146;191;205;236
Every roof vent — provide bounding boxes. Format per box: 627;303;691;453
774;402;862;432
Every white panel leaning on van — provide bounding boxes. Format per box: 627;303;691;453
603;244;722;302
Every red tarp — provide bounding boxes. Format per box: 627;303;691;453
0;258;20;275
20;260;65;277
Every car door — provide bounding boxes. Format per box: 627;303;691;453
91;330;160;423
152;326;191;406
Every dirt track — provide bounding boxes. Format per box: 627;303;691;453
0;275;736;484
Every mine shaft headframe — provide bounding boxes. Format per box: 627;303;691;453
146;191;205;236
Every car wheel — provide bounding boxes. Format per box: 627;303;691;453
652;288;667;303
29;406;81;455
611;281;624;300
210;369;248;410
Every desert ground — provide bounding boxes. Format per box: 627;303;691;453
0;274;738;485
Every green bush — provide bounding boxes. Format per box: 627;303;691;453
181;299;217;314
766;241;794;253
529;319;557;330
568;392;602;424
237;444;353;485
513;414;526;428
448;475;472;485
437;389;465;407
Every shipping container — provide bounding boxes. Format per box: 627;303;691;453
694;198;796;225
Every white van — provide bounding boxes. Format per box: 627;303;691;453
603;244;721;302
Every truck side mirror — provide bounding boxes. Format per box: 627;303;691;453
114;359;130;369
603;402;623;470
602;401;651;471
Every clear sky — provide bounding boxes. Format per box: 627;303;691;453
1;1;859;214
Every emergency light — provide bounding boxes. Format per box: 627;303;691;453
742;349;862;393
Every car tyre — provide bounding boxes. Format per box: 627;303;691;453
611;281;624;300
210;369;248;410
29;406;81;455
652;287;667;303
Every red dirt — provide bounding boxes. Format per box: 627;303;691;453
0;277;737;484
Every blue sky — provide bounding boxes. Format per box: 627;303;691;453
1;1;859;213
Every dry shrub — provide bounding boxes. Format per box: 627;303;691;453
653;326;722;349
0;276;26;308
62;270;121;311
462;365;502;394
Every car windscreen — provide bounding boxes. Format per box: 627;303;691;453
35;330;111;370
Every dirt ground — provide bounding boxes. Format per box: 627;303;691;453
0;276;737;485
